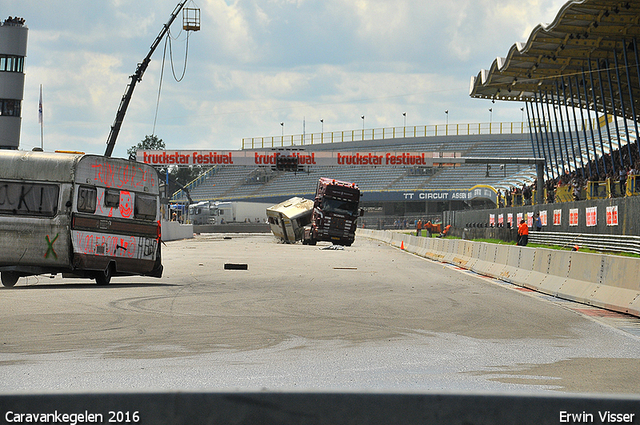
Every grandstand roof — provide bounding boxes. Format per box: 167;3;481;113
470;0;640;119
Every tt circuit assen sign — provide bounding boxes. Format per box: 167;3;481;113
137;150;461;167
401;185;497;203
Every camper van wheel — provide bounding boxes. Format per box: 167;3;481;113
95;265;113;286
1;272;19;287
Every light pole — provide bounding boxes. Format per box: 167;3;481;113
488;108;493;133
403;112;406;137
445;110;449;135
320;119;324;143
280;122;284;145
361;115;365;140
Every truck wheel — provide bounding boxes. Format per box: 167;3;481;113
1;272;19;288
95;264;113;286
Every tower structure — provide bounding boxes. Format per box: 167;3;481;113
0;17;27;150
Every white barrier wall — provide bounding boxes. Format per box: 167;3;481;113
357;229;640;317
161;221;194;241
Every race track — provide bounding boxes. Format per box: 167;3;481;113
1;233;640;394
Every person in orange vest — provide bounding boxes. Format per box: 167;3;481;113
517;219;529;246
416;219;423;237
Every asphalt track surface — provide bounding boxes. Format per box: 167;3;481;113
1;233;640;394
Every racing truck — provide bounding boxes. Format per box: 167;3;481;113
302;177;363;246
267;178;363;246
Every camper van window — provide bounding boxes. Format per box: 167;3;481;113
134;193;157;221
104;189;120;208
0;182;59;217
77;186;97;213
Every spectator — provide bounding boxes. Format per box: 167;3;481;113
517;219;529;246
534;213;542;232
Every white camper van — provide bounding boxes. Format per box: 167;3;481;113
266;197;314;243
0;150;162;287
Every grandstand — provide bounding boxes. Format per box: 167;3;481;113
170;0;640;235
172;132;538;218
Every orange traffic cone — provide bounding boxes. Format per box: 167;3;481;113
400;241;405;250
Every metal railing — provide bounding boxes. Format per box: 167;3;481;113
242;121;530;149
528;231;640;255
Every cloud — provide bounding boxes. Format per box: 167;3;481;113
9;0;567;156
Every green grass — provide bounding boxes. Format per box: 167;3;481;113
399;232;639;257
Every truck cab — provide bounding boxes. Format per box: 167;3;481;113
304;178;362;246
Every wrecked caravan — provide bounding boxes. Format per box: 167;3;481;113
266;197;313;243
0;150;162;287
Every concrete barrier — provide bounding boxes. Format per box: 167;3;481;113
498;245;522;283
465;241;482;270
429;238;447;262
451;239;472;268
485;244;509;278
539;249;572;296
524;249;552;291
359;229;640;318
442;239;462;265
585;254;640;315
511;246;537;287
161;221;193;241
471;243;498;277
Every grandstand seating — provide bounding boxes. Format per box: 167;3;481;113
175;133;538;203
174;121;640;206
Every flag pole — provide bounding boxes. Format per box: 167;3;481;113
38;84;43;149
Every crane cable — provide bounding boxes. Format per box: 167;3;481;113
152;29;191;135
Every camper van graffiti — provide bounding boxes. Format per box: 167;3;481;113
0;182;59;216
90;157;156;190
74;232;157;260
0;151;162;288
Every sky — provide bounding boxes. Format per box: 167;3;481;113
3;0;567;158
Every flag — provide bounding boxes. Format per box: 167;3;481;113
38;84;43;125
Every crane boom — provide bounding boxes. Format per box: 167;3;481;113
104;0;189;157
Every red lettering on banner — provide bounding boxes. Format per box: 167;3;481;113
569;208;579;226
295;153;316;165
254;152;278;165
337;153;383;165
586;206;597;227
192;152;234;165
606;205;618;226
385;152;427;165
142;151;190;165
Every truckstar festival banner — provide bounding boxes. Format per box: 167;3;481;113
136;150;461;167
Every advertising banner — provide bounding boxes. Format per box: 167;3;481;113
569;208;579;226
136;150;460;167
606;205;618;226
586;206;597;227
